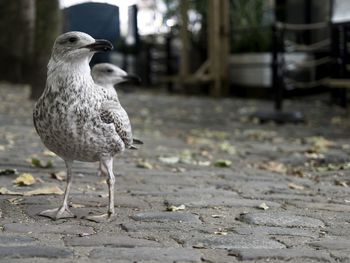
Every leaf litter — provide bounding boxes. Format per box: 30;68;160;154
0;186;64;196
14;173;36;186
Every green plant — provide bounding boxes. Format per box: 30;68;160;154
230;0;273;53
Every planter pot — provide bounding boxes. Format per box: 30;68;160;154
229;52;311;88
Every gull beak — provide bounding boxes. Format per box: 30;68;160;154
83;39;113;52
121;74;142;85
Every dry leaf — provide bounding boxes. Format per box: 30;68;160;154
211;214;224;218
14;173;36;186
288;183;305;190
42;150;56;157
25;186;64;196
50;171;66;181
136;160;153;169
167;204;186;212
214;231;228;235
0;187;22;195
7;197;23;205
158;156;180;164
214;159;232;168
259;161;287;174
197;161;211;166
335;180;349;187
305;152;325;159
31;158;54;168
258;202;269;210
0;186;63;196
306;136;334;153
0;168;18;176
71;203;85;208
219;142;237;155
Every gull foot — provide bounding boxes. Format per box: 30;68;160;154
84;213;116;223
39;207;75;220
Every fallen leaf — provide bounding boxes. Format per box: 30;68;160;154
7;197;23;205
25;186;64;196
31;158;54;168
79;233;93;237
158;156;180;164
179;150;194;164
335;179;348;187
197;161;211;166
306;136;334;153
192;243;206;249
71;203;85;208
289;168;307;178
258;202;269;210
190;129;229;140
214;231;228;235
42;150;56;157
50;171;66;181
288;183;305;190
259;161;287;174
305;152;325;159
14;173;36;186
0;186;63;196
0;168;18;176
219;142;237;155
167;204;186;212
136;160;153;169
211;214;225;218
214;159;232;168
171;167;186;173
243;129;277;141
0;187;22;195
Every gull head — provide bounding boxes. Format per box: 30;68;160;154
92;63;141;86
51;31;113;63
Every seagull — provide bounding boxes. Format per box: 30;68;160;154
91;63;143;149
91;63;143;177
33;31;139;222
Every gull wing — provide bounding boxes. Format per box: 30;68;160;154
100;101;133;149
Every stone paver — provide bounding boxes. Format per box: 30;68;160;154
1;84;350;262
89;247;201;262
240;212;325;228
0;246;73;259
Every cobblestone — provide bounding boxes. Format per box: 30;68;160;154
240;212;325;228
1;85;350;262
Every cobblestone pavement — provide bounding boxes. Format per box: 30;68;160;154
0;83;350;262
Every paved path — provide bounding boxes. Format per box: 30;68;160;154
0;83;350;262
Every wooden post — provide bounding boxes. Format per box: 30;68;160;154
208;0;230;97
179;0;189;79
220;0;230;96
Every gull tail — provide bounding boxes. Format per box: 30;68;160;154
133;138;143;145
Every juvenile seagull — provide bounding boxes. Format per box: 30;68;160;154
91;63;143;149
91;63;143;177
33;31;137;221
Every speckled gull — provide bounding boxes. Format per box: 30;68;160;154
33;31;140;221
91;63;143;147
91;63;143;176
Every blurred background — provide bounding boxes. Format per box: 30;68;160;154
0;0;350;109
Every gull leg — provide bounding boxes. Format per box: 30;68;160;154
106;157;115;216
39;160;75;220
85;156;116;223
96;162;102;177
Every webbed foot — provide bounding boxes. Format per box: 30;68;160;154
39;206;75;220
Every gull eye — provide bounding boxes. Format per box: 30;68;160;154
106;69;114;73
68;37;78;43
